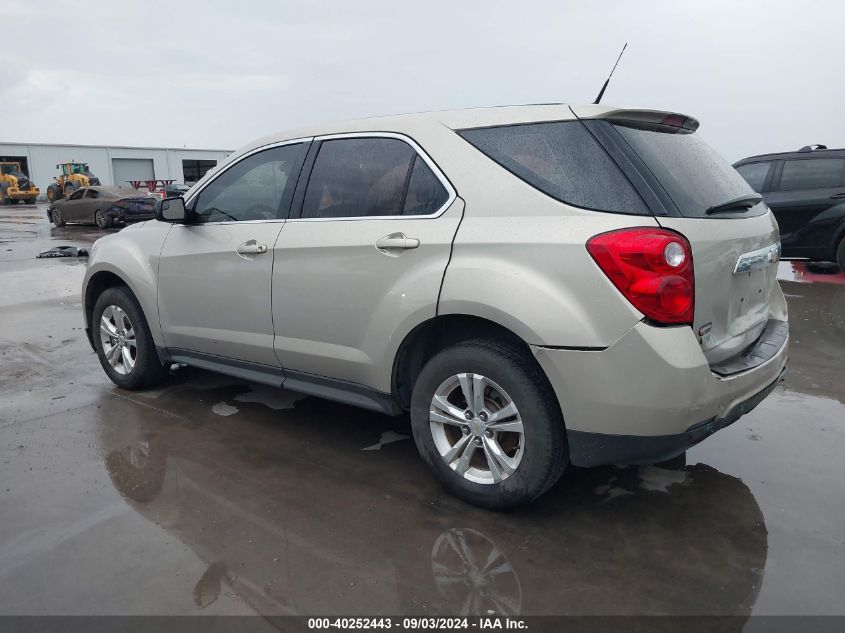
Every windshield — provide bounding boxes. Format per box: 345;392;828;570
612;123;763;218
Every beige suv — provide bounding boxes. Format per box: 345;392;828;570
82;104;788;508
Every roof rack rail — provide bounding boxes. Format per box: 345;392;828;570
799;144;827;152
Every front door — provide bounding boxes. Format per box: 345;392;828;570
272;135;461;390
157;141;309;366
61;188;91;222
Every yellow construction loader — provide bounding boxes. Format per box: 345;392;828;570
0;162;40;205
46;162;101;202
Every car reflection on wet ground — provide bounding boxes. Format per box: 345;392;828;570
0;205;843;618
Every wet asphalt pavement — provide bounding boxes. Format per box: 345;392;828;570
1;204;844;618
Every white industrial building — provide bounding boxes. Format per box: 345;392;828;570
0;141;233;200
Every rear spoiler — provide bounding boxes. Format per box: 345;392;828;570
569;106;700;133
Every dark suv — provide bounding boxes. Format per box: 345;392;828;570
734;145;845;271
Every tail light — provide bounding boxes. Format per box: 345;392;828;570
586;227;694;325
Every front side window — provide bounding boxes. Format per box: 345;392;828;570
301;138;423;219
779;158;845;191
85;189;99;199
192;143;307;223
68;189;85;200
459;120;649;215
736;162;771;192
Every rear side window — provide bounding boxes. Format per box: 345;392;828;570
403;156;449;215
779;158;845;191
458;121;649;215
736;162;771;192
302;138;420;219
613;124;761;218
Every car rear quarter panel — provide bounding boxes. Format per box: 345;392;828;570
83;222;171;347
429;129;655;348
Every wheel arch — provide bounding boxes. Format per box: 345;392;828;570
83;270;131;349
84;262;164;353
391;313;551;412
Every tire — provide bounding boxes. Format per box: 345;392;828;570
64;182;77;198
92;286;170;390
837;236;845;273
95;209;114;229
25;197;36;205
410;338;567;509
47;185;60;203
51;208;66;227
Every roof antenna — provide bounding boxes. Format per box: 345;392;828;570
593;43;628;105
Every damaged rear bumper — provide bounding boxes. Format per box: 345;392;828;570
532;317;789;468
565;366;786;467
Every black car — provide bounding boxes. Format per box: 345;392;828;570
47;185;157;229
734;145;845;270
163;182;190;197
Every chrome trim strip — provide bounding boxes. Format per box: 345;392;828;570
289;131;457;222
183;131;457;225
182;136;314;223
733;243;781;274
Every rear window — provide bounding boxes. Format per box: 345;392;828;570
736;162;771;192
612;124;761;218
458;121;649;215
779;158;845;191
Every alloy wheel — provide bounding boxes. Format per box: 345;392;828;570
99;305;137;375
429;373;525;484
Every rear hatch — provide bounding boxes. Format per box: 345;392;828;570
572;106;781;365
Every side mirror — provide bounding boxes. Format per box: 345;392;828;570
157;196;187;223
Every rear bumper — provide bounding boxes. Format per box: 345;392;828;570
107;208;156;223
565;366;785;466
532;318;789;467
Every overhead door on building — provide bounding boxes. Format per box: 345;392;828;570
112;158;154;187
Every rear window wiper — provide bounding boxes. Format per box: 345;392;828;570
705;193;763;215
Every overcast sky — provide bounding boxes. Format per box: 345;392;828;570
4;0;842;161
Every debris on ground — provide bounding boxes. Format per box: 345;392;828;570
36;246;89;258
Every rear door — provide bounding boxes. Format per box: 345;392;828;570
271;134;461;389
157;141;309;366
576;110;783;365
763;157;845;256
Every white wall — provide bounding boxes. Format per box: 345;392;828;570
0;142;231;199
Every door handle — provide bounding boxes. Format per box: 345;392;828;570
375;233;420;252
830;193;845;200
236;240;268;256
